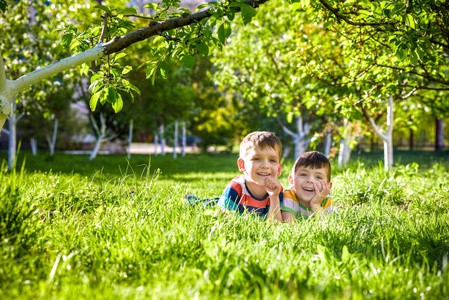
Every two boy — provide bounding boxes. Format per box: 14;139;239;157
218;131;335;222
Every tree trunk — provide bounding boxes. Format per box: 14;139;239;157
279;115;311;160
337;119;353;166
338;138;352;166
89;112;106;160
127;119;133;160
45;117;58;155
154;133;159;155
435;117;444;151
4;100;23;170
409;128;414;150
7;115;16;170
159;124;165;156
368;96;394;171
30;138;37;155
324;127;332;157
173;120;178;159
181;121;186;157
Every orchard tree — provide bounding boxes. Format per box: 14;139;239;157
1;0;448;164
0;0;270;131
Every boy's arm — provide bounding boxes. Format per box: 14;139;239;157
282;211;296;223
217;182;241;213
265;178;283;222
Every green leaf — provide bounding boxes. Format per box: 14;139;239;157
146;62;158;79
323;21;333;29
152;35;166;44
94;5;112;15
144;3;158;10
390;3;405;15
224;21;232;39
218;24;226;45
112;92;123;113
80;63;89;77
181;55;195;69
122;66;132;75
0;0;8;13
160;61;167;79
114;53;127;61
196;43;209;56
61;33;73;49
90;90;102;111
105;86;117;104
196;4;212;12
226;7;235;21
407;14;415;29
240;4;256;25
119;8;137;15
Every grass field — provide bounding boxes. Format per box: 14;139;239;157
0;150;448;299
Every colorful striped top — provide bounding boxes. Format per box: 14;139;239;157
217;175;283;218
281;188;336;220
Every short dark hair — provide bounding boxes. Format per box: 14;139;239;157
292;151;331;182
239;131;282;158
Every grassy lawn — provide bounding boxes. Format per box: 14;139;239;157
0;150;448;299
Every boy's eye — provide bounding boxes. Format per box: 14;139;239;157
300;173;307;177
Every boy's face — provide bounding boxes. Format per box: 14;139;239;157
238;145;282;186
289;166;332;206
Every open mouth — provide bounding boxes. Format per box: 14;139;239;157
257;172;271;177
303;187;314;192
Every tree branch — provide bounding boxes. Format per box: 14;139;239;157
318;0;398;27
0;49;6;92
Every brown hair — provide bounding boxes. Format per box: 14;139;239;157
239;131;282;158
292;151;331;182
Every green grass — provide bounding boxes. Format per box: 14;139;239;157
0;150;448;299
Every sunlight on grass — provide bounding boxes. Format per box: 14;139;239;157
0;151;448;299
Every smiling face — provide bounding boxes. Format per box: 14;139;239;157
289;166;332;208
238;145;282;197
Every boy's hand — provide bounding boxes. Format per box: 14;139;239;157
264;177;282;197
310;180;330;212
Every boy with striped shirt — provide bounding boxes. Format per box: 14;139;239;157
217;131;283;222
281;151;336;222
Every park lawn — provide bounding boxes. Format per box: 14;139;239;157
0;151;448;299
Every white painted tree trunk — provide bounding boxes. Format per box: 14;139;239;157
7;117;16;170
154;133;159;155
89;112;112;160
279;115;311;160
30;138;37;155
338;138;352;166
159;124;165;156
45;117;58;155
368;96;394;171
2;100;23;169
173;120;178;159
181;121;186;157
127;119;133;160
338;119;353;166
324;127;332;157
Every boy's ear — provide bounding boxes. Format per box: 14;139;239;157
288;173;294;186
237;158;245;172
327;182;333;190
277;163;282;177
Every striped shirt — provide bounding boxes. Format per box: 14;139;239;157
281;188;336;220
218;175;283;218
